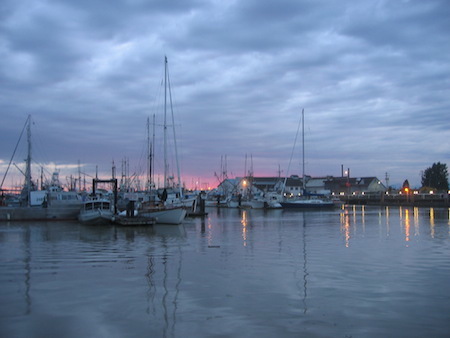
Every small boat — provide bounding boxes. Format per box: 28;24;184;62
78;199;114;225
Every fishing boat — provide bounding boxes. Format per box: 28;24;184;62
281;109;334;209
78;199;114;225
0;116;83;221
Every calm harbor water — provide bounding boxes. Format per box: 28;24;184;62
1;205;449;337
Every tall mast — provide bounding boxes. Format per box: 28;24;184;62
146;116;150;190
167;64;183;197
152;114;155;189
164;56;168;188
302;108;305;192
25;115;32;206
146;114;155;191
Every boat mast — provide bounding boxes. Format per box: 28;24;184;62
168;71;183;197
146;116;150;190
1;116;29;191
152;114;155;189
147;114;156;191
281;110;302;195
163;56;183;197
302;108;305;192
25;115;32;206
164;56;168;188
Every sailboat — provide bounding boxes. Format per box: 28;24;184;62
138;57;188;224
280;109;334;209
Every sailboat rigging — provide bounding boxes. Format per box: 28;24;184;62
280;109;334;209
138;56;191;224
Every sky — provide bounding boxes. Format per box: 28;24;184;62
1;0;449;191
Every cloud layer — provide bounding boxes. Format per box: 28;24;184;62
1;0;449;189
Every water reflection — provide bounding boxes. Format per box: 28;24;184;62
241;210;248;246
340;209;351;248
339;205;450;245
302;214;308;314
2;208;450;337
404;208;411;243
145;225;185;337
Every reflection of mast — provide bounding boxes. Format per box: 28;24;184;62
172;245;182;334
302;213;308;314
162;254;169;337
24;226;32;314
145;232;182;336
145;255;156;315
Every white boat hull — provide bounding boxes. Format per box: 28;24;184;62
140;207;186;225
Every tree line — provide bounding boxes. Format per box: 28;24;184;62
421;162;449;191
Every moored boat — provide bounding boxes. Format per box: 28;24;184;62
139;205;186;225
0;116;83;221
78;199;114;225
280;109;334;210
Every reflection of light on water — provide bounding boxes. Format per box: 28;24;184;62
414;207;420;237
340;210;351;248
430;208;435;238
352;205;357;226
361;205;366;230
385;206;390;237
207;218;213;246
404;209;410;243
241;210;248;246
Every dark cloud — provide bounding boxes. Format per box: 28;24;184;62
1;0;449;188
